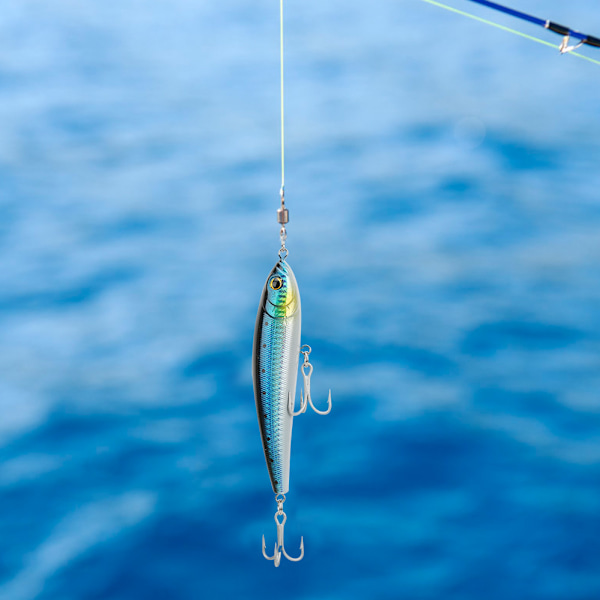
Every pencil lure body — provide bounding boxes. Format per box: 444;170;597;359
252;258;301;495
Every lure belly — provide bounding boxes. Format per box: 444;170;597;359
252;259;300;495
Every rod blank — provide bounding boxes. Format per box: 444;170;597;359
467;0;600;48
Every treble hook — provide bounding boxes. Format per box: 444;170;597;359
262;495;304;567
289;345;332;416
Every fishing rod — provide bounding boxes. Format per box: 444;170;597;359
466;0;600;52
419;0;600;66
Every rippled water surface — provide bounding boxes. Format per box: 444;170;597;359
1;1;600;598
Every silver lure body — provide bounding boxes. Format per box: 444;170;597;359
252;259;301;495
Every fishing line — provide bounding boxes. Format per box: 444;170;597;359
280;0;285;192
418;0;600;67
277;0;289;254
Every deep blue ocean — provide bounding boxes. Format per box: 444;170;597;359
1;1;599;598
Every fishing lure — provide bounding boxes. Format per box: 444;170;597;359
252;240;331;566
252;0;332;567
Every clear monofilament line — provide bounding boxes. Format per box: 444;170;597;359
276;0;289;252
280;0;285;192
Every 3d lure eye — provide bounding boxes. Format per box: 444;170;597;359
270;277;283;290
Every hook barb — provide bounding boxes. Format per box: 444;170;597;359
305;388;332;415
288;390;306;416
282;536;304;562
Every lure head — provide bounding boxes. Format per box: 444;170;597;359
264;260;300;318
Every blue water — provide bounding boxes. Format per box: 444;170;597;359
1;1;600;598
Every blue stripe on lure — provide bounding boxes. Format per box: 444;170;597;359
253;256;332;566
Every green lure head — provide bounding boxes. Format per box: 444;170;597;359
264;260;300;318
